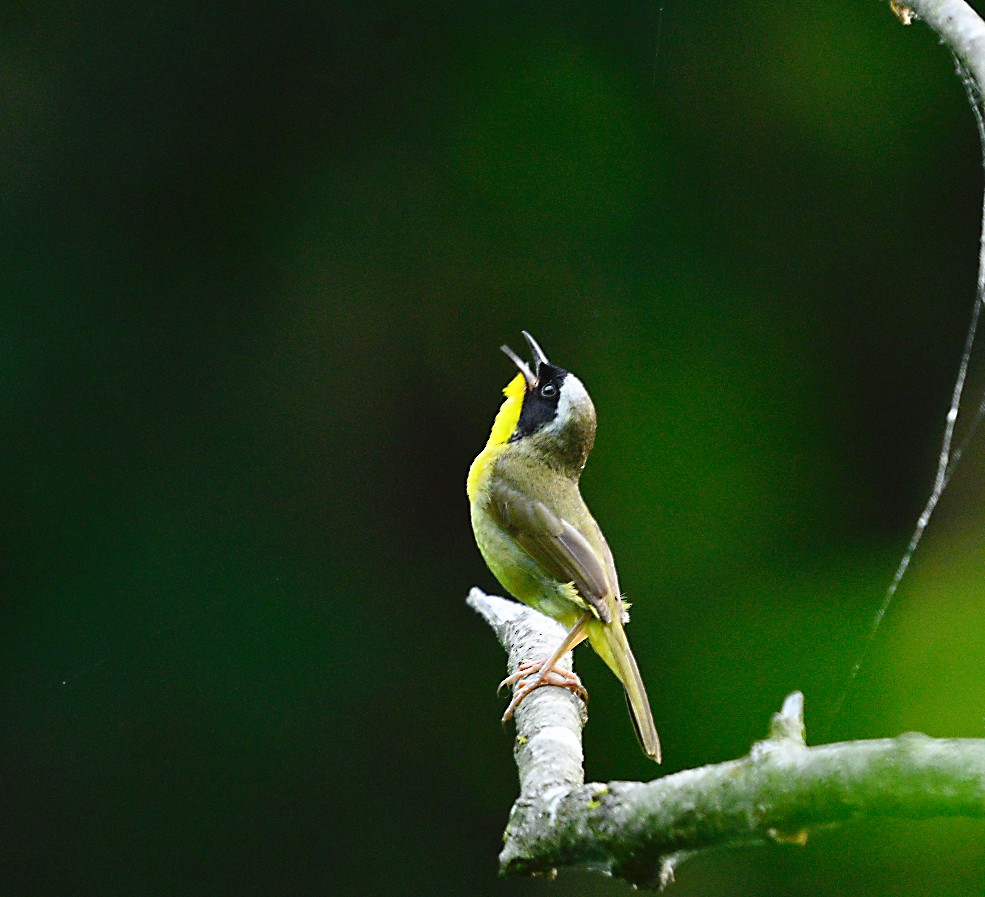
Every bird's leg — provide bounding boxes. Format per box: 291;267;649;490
501;613;591;722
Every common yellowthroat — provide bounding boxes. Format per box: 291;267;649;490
468;332;661;762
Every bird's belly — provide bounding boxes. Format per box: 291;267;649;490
470;504;584;629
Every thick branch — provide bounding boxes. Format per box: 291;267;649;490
468;589;586;796
469;588;985;889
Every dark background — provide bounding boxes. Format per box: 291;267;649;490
4;2;985;894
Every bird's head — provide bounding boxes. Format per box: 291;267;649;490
491;331;597;476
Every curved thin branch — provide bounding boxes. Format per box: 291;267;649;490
469;588;985;889
836;0;985;696
899;0;985;90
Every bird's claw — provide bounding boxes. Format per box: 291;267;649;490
499;660;587;722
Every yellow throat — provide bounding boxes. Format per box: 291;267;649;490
466;372;526;501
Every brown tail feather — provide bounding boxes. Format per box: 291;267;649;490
587;617;661;763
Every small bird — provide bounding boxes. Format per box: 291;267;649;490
467;332;661;762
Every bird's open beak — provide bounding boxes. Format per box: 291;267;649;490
521;331;550;372
499;331;550;388
500;344;536;388
498;344;532;389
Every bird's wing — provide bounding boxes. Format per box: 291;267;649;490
488;481;614;623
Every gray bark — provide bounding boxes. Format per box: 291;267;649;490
470;589;985;888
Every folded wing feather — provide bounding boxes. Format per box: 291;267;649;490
489;481;613;624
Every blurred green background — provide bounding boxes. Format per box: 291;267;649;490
4;1;985;894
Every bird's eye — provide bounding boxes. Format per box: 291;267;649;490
540;383;558;398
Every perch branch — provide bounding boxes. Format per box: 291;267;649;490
469;588;985;889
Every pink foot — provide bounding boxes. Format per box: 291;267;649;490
500;660;587;722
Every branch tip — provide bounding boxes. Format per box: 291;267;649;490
770;691;807;745
658;851;695;890
890;1;917;26
750;691;807;761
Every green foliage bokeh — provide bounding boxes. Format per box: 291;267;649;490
4;2;985;895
